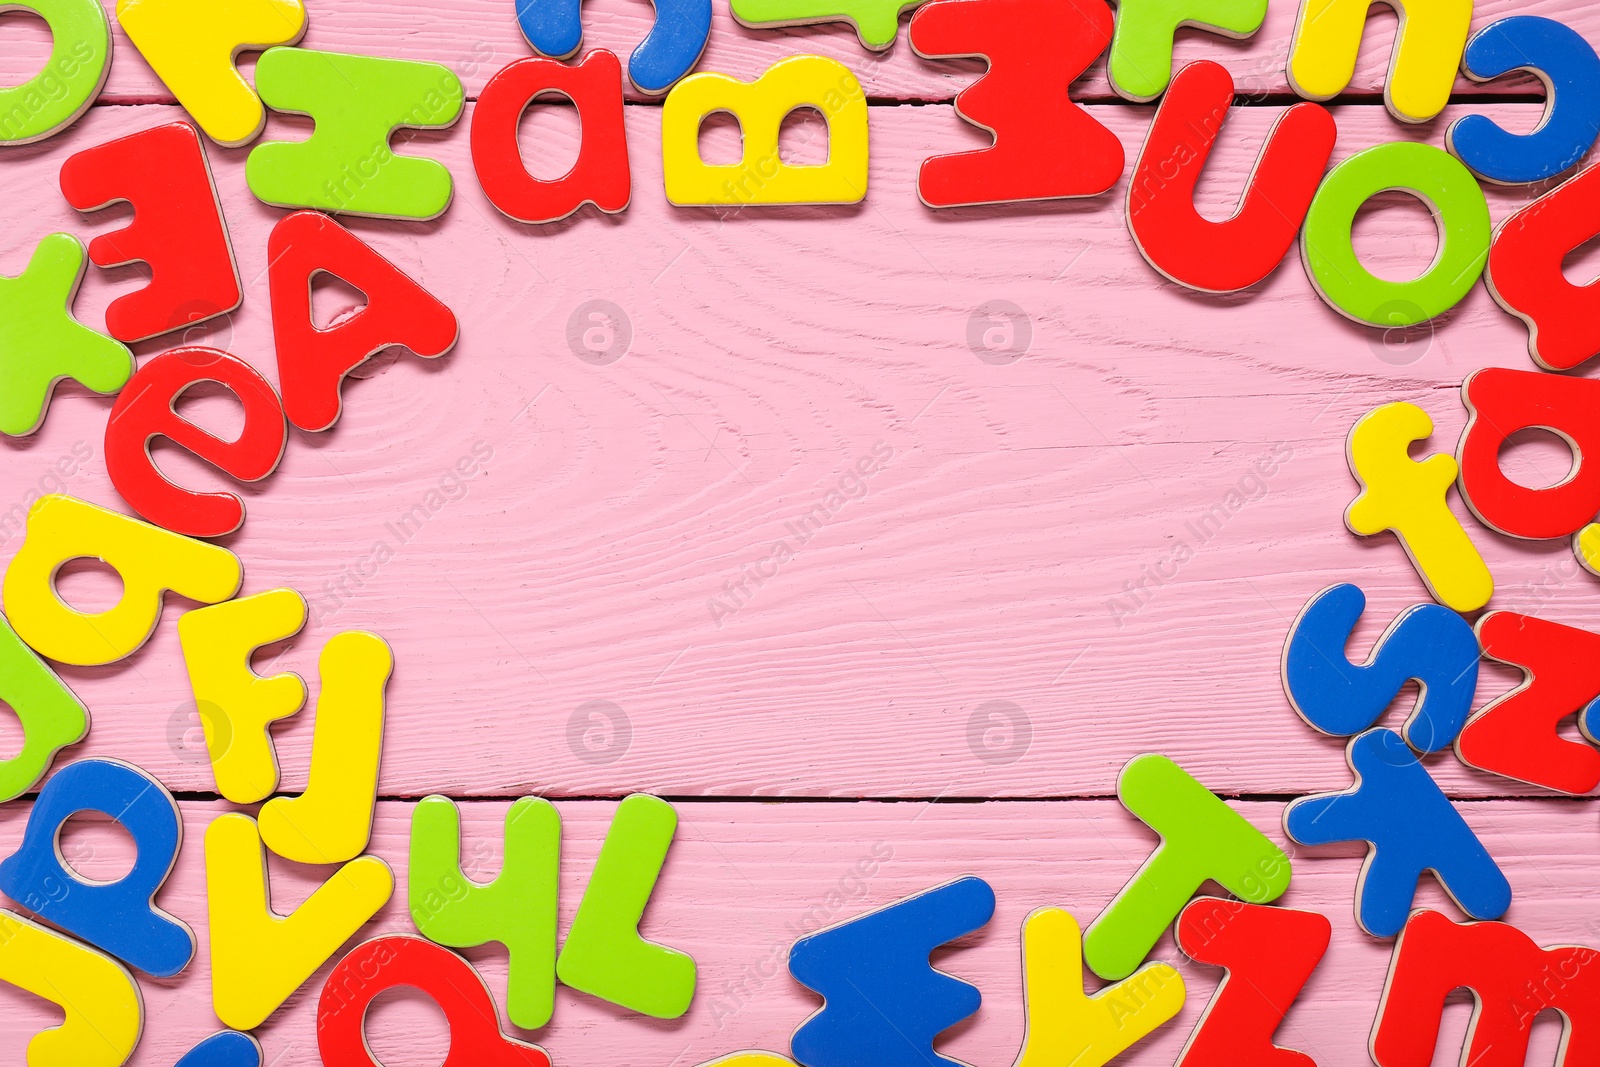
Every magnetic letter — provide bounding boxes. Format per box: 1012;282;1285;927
1174;899;1329;1067
1084;754;1290;981
516;0;709;94
909;0;1123;207
3;494;242;666
248;48;463;219
0;758;194;976
1303;143;1490;326
1284;729;1511;938
789;877;993;1067
410;796;561;1030
0;908;142;1067
1457;611;1600;795
206;812;393;1030
0;611;88;801
1345;401;1493;612
59;121;243;343
1128;61;1335;293
730;0;918;52
661;56;868;206
556;793;697;1018
116;0;307;147
318;936;551;1066
266;211;459;432
1488;163;1600;371
179;589;308;804
472;52;631;224
1109;0;1266;102
1288;0;1471;123
0;233;133;437
176;1032;262;1067
1450;16;1600;186
258;631;391;864
1457;367;1600;540
1282;584;1477;752
1371;910;1600;1067
0;0;109;145
105;347;287;537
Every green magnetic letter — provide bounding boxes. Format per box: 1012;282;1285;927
0;0;110;145
0;611;88;802
1109;0;1267;101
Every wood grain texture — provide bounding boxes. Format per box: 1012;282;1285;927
0;0;1580;104
0;100;1594;800
0;797;1593;1066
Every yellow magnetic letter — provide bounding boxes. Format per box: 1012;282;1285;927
3;494;242;666
206;813;392;1031
1578;524;1600;577
0;908;142;1067
258;631;390;864
1345;402;1493;612
1013;908;1184;1067
693;1056;799;1067
117;0;308;146
1287;0;1470;123
662;55;868;206
179;588;309;804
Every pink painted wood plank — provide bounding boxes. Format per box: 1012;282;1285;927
0;0;1579;104
0;101;1593;799
0;797;1592;1066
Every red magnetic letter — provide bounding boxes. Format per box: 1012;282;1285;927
59;121;242;344
1372;910;1600;1067
1128;61;1336;294
1457;367;1600;539
1175;898;1330;1067
266;211;459;432
318;936;551;1067
908;0;1124;207
105;347;286;538
1457;611;1600;794
472;51;631;224
1487;162;1600;371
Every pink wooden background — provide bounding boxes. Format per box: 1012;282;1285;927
2;0;1599;1063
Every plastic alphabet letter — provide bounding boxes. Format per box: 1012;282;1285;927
0;0;110;145
1013;907;1185;1067
178;589;308;804
1174;898;1330;1067
1345;402;1493;612
116;0;307;147
1108;0;1267;102
1457;367;1600;540
556;794;696;1017
789;877;994;1067
1371;910;1600;1067
258;631;391;864
318;936;552;1067
59;121;243;343
176;1032;263;1067
1302;143;1490;326
409;795;561;1030
1450;17;1600;186
0;611;88;802
1287;0;1471;123
266;211;460;432
729;0;918;52
248;48;464;219
1582;523;1600;577
0;758;194;977
1128;61;1335;293
3;494;242;666
0;233;133;437
105;347;287;538
1487;163;1600;371
516;0;709;94
472;53;631;224
662;57;869;206
1084;754;1290;981
1284;729;1511;938
1456;611;1600;794
206;812;393;1031
1281;583;1479;752
0;908;142;1067
909;0;1124;207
